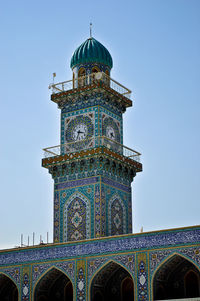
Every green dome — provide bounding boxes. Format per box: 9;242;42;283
70;37;113;69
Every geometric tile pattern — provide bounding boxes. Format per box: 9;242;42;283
138;260;148;301
77;262;85;301
57;180;95;242
32;261;75;286
87;254;135;282
102;115;121;143
53;190;60;243
65;114;94;150
22;272;29;301
149;246;200;276
94;184;101;237
61;109;96;146
0;228;200;266
0;267;20;287
63;192;90;241
108;194;126;235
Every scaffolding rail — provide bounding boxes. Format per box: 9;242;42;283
49;72;131;99
43;136;141;163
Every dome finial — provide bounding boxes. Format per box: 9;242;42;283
90;22;92;38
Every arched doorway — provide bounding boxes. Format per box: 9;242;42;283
34;267;73;301
153;254;200;300
90;261;134;301
78;68;86;87
0;273;18;301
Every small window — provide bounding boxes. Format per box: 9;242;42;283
78;68;86;87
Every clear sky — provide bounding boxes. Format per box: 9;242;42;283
0;0;199;249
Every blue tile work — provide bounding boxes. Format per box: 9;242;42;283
61;91;124;116
72;62;110;79
0;266;20;287
109;194;126;235
22;272;29;301
32;261;75;287
137;258;148;301
63;193;90;241
94;184;101;237
61;101;123;146
149;246;200;276
54;190;60;242
101;111;122;143
87;254;135;282
0;227;199;300
77;261;86;301
61;109;96;146
57;179;95;242
102;181;132;236
1;228;199;267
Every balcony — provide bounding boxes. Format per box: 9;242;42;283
42;136;141;170
49;72;132;100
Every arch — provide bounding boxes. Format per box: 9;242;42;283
78;67;86;77
91;66;100;73
185;270;200;297
78;67;86;87
152;252;200;300
89;260;134;301
108;194;126;236
34;266;73;301
63;191;90;241
0;272;19;301
121;276;134;300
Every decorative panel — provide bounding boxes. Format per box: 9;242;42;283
63;192;90;241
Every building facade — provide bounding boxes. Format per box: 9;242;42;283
0;37;200;301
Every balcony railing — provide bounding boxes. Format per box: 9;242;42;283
49;72;131;99
43;136;141;163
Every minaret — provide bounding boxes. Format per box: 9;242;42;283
42;37;142;243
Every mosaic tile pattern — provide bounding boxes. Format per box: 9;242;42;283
108;194;126;236
65;114;94;151
138;260;148;301
61;108;97;146
53;190;60;243
150;247;200;275
77;263;85;301
94;184;101;237
102;115;120;143
61;91;124;116
101;186;106;236
0;267;20;287
63;192;90;241
59;183;94;242
32;261;75;286
22;272;29;301
87;254;135;282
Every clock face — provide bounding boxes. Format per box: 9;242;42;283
65;114;94;151
72;123;88;141
106;126;115;140
102;117;120;143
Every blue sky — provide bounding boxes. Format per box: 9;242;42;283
0;0;199;249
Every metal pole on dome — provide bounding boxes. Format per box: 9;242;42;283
90;22;92;38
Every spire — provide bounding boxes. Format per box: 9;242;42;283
90;22;92;38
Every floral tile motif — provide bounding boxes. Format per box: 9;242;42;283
63;192;90;242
